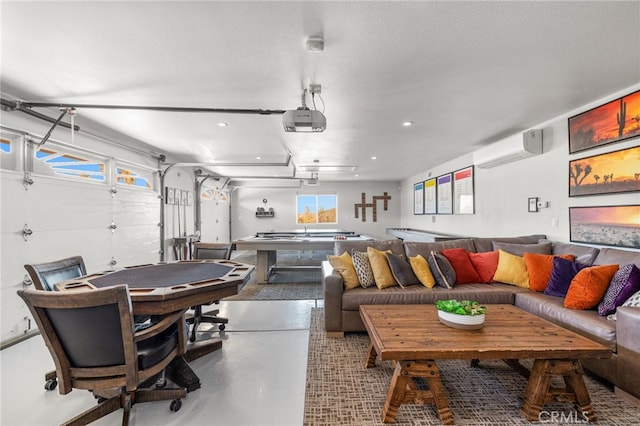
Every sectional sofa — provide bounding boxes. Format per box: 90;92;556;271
321;235;640;401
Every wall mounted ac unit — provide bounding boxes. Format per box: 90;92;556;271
473;129;543;169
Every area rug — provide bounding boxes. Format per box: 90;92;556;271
224;250;327;301
303;308;640;426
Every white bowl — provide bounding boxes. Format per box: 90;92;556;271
438;310;485;330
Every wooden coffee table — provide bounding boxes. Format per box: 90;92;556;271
360;304;611;424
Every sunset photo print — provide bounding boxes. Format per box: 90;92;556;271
569;205;640;248
569;90;640;154
569;146;640;196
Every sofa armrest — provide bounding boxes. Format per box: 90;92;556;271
322;261;344;334
616;306;640;399
617;306;640;352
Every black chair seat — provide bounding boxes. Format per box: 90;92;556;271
137;324;179;370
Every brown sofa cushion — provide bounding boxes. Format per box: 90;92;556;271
473;235;546;253
404;239;476;258
551;242;600;265
335;239;404;256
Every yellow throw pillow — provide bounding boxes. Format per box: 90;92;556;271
493;249;529;288
367;247;396;289
327;252;360;290
409;254;436;288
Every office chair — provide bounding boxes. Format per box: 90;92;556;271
24;256;150;390
17;285;187;426
187;242;232;342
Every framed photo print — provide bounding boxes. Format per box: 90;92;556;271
424;178;437;214
569;145;640;197
165;187;175;205
568;90;640;154
569;205;640;249
414;182;424;215
453;166;474;214
436;173;453;214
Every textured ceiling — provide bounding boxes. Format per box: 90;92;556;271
2;1;639;182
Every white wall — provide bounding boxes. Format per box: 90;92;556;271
400;84;640;247
230;181;400;240
0;110;205;343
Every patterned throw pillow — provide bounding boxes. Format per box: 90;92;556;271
598;264;640;316
351;249;375;288
327;251;360;290
427;251;455;289
608;289;640;321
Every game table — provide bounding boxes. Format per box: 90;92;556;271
233;229;374;283
56;259;254;391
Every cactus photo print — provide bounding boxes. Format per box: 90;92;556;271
568;90;640;154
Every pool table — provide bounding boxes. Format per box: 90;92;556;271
233;229;374;283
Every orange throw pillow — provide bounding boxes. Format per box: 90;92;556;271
468;251;499;283
564;264;619;310
524;253;575;292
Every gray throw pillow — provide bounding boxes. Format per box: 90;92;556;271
385;252;419;288
427;251;455;289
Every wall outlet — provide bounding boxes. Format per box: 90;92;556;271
551;218;559;228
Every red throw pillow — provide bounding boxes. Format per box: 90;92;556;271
468;251;499;283
524;253;575;292
564;264;619;310
441;248;482;284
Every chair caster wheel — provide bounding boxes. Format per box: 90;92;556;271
170;399;182;412
218;324;225;331
44;379;58;391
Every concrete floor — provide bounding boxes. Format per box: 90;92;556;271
0;299;321;426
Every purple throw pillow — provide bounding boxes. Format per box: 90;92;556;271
597;264;640;316
544;257;588;298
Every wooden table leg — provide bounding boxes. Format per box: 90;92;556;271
522;359;595;422
365;343;378;368
563;362;596;421
381;360;454;425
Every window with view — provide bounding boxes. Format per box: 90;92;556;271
296;194;337;224
35;147;105;182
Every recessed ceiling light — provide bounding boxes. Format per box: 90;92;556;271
256;156;262;160
402;121;413;127
355;174;359;177
371;156;377;160
217;122;228;127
